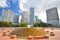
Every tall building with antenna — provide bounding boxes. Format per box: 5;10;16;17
29;7;35;25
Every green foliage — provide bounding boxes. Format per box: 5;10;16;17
33;23;40;27
33;22;52;27
20;23;27;27
12;24;20;27
13;23;28;27
48;24;52;27
0;21;13;27
40;22;48;27
0;21;52;27
0;21;28;27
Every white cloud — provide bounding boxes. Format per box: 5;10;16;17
0;0;8;7
19;0;28;11
20;0;27;4
20;0;60;22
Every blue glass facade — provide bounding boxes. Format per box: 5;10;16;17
13;15;19;23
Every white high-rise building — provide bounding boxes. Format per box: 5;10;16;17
21;11;28;23
46;7;59;27
1;10;14;22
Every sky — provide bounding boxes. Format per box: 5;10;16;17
20;0;60;22
0;0;21;16
0;0;60;22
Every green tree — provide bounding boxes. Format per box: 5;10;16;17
33;22;49;27
0;21;28;27
13;24;20;27
20;23;27;27
40;22;48;27
0;21;13;27
47;24;52;27
33;23;40;27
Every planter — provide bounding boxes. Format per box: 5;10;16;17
10;35;17;39
1;28;4;30
28;36;34;40
2;32;8;36
44;35;49;39
34;36;44;39
51;29;54;30
50;32;55;36
7;31;10;32
46;31;49;33
50;32;53;34
50;33;55;36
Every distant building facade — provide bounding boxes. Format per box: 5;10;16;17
29;7;35;25
21;11;28;23
13;14;19;23
1;10;14;22
46;7;59;27
35;19;41;23
35;16;41;23
35;16;38;19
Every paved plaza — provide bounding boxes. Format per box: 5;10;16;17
0;27;60;40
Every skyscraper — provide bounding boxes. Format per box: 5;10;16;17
29;7;35;25
46;7;59;26
21;11;28;23
1;9;14;22
13;14;19;23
